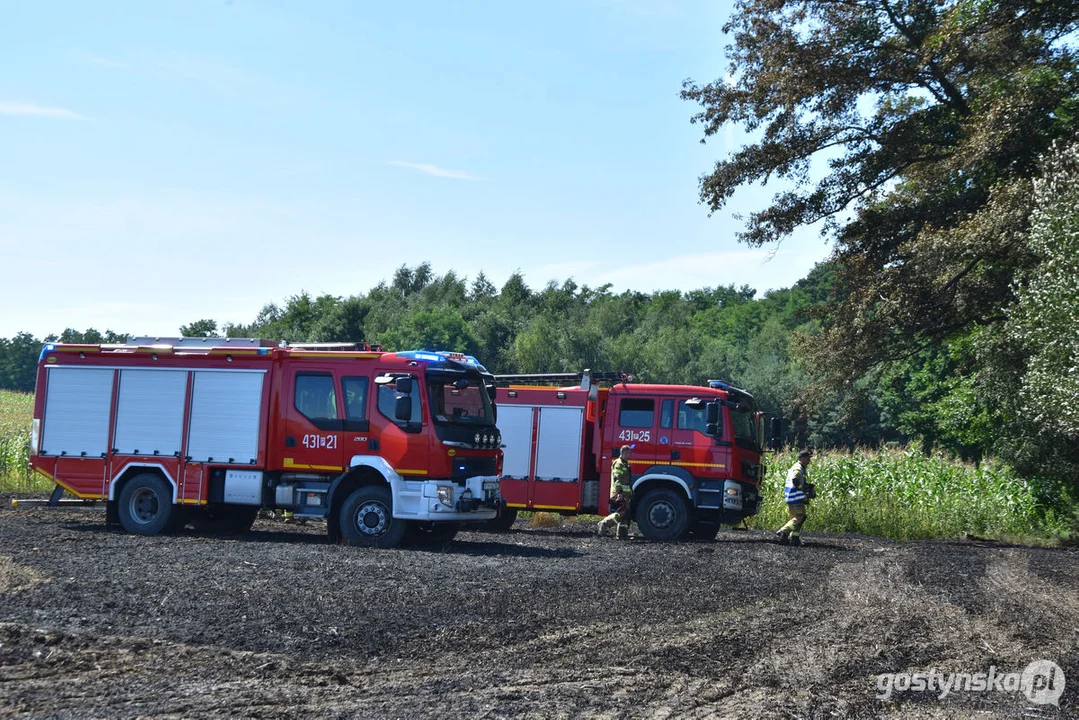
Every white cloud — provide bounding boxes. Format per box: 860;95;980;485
0;102;86;120
83;53;128;69
388;161;480;181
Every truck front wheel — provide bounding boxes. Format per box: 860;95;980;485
635;487;690;541
117;473;174;536
339;486;406;548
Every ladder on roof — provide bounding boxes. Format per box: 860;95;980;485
285;342;383;351
122;337;276;348
493;370;631;387
117;338;382;352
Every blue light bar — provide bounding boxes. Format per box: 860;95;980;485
396;350;489;374
398;351;444;363
39;343;56;361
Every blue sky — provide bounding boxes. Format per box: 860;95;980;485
0;0;833;339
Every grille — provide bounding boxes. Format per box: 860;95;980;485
451;456;497;480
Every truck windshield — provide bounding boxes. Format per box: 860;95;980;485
731;404;760;452
428;375;494;426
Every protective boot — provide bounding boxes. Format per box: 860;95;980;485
775;530;789;545
789;534;802;547
616;525;629;540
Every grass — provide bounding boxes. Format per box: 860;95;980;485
526;512;563;528
0;390;48;493
749;448;1077;543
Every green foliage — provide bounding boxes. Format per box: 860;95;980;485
0;334;43;392
751;448;1074;541
378;308;479;355
179;319;218;337
1006;139;1079;438
684;0;1079;388
0;391;46;492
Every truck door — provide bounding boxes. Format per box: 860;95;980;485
340;374;372;468
285;369;348;473
670;398;724;479
612;395;659;467
368;372;429;480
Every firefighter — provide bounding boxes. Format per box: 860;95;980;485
597;445;634;539
776;449;814;546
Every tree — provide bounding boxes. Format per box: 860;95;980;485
0;333;43;391
1007;139;1079;439
377;308;478;355
683;0;1079;385
179;319;218;337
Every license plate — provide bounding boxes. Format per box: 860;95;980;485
483;480;499;491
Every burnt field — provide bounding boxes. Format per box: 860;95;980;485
1;499;1077;719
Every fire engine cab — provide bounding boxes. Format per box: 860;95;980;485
28;338;503;547
493;371;764;541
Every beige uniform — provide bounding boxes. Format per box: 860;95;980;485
598;457;634;537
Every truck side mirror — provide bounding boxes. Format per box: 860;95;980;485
395;396;413;422
705;402;719;424
769;417;783;448
705;423;719;436
395;376;413;394
486;384;497;400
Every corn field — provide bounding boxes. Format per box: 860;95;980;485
749;448;1073;542
0;391;47;492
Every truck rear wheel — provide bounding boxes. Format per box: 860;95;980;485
487;504;517;532
635;487;690;541
117;473;174;536
339;486;406;548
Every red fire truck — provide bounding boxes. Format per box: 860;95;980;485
28;338;503;547
492;371;764;540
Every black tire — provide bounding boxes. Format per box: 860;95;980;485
117;473;174;536
339;486;406;548
635;487;691;541
193;505;259;535
688;521;720;542
486;505;518;532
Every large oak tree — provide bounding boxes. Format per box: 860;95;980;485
683;0;1079;388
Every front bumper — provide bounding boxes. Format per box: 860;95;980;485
420;475;501;520
718;480;761;522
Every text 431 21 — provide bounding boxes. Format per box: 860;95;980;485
302;434;338;449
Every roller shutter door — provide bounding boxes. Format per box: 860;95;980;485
41;367;113;456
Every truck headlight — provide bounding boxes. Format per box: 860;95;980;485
437;485;454;507
725;487;739;496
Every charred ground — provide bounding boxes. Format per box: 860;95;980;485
1;498;1076;719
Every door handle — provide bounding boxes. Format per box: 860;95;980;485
368;439;380;451
670;449;680;460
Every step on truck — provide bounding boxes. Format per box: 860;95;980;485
28;338;503;547
492;371;765;541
